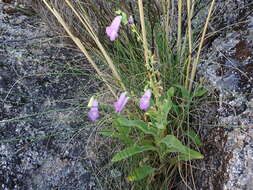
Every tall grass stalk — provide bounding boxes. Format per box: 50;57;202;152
138;0;149;67
162;0;171;45
176;0;182;57
184;0;193;88
188;0;216;91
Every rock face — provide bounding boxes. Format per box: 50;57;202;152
0;2;100;190
195;13;253;190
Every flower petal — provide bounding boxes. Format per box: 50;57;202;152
140;89;152;111
88;108;99;121
106;16;122;41
87;99;99;121
114;92;128;113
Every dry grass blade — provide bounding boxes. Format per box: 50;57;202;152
164;0;171;44
177;0;182;56
42;0;116;97
184;0;193;88
188;0;216;91
138;0;149;67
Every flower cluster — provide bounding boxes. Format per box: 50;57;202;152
88;90;152;121
92;14;150;121
106;14;134;41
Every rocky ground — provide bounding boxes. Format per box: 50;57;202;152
195;7;253;190
0;2;102;190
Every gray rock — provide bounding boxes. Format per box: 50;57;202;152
195;11;253;190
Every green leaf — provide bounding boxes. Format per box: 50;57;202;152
115;10;122;14
174;85;191;100
193;89;207;97
139;139;154;146
99;130;115;136
113;119;131;135
115;10;128;25
167;87;175;97
127;166;156;181
155;99;173;130
170;151;204;165
172;104;180;116
178;150;204;160
160;135;203;160
162;99;172;116
118;134;134;145
160;135;187;153
155;122;166;130
112;145;156;162
99;130;133;145
99;130;134;145
184;130;203;146
117;117;157;136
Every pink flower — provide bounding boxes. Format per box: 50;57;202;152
114;92;129;113
106;16;122;41
88;99;99;121
140;89;152;111
128;16;134;25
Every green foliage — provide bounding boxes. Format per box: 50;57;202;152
100;86;205;185
159;135;203;161
112;145;156;162
115;10;128;25
116;117;157;136
175;85;191;100
184;130;203;147
127;166;156;182
193;86;208;97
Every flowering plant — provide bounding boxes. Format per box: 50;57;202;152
84;6;208;186
44;0;214;188
91;85;205;182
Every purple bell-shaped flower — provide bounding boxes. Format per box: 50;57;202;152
140;89;152;111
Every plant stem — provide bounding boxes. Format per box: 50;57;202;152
176;0;182;58
188;0;216;91
138;0;149;67
185;0;193;88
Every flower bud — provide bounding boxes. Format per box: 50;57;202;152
114;92;129;113
88;99;99;121
106;16;122;41
140;89;152;111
